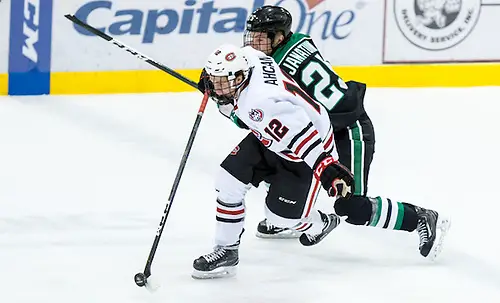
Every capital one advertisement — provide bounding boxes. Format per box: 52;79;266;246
51;0;384;72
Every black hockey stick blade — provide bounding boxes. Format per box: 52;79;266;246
64;14;198;89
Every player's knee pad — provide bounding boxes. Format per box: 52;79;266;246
215;168;252;205
334;195;372;225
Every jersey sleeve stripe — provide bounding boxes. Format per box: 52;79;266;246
294;130;319;155
281;151;301;161
301;138;322;160
287;122;313;149
324;132;334;151
319;125;334;153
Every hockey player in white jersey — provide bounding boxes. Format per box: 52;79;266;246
191;44;355;279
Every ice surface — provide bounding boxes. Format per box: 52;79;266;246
1;87;500;302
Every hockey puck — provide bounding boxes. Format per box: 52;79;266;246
134;272;147;287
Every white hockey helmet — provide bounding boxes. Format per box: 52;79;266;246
204;44;250;100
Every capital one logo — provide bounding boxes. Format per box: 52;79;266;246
22;0;40;63
74;0;357;43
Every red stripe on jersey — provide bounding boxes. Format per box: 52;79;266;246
324;133;334;150
217;208;244;215
304;179;320;217
294;130;318;155
282;153;300;161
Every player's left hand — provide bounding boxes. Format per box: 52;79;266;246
313;155;355;199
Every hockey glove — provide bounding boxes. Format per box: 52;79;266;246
313;154;355;199
197;69;216;96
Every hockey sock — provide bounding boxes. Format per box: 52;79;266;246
334;195;418;232
366;197;418;232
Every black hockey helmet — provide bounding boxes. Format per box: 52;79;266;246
244;6;293;54
246;5;293;38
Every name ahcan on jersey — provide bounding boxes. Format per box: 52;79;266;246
282;40;318;76
259;57;278;86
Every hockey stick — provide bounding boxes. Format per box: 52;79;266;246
65;14;209;288
64;14;198;89
134;91;209;289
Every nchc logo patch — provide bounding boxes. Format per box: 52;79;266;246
9;0;53;95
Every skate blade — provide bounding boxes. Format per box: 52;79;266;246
191;266;237;280
428;215;451;261
256;230;300;239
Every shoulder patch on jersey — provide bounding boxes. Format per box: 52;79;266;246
249;109;264;122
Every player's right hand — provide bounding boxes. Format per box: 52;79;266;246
313;155;355;199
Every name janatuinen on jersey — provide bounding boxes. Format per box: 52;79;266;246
281;39;317;76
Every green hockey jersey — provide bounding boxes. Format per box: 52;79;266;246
272;33;366;131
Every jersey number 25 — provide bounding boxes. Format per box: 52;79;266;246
301;54;348;110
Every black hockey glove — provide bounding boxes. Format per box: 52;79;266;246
197;69;214;95
313;154;355;199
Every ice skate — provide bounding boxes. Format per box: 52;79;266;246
299;211;341;246
192;245;239;279
415;207;451;260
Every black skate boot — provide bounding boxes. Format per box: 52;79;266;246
192;245;239;279
256;218;300;239
415;207;451;260
299;211;341;246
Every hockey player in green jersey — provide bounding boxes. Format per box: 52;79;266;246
242;6;450;259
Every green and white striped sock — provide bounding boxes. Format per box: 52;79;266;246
368;196;405;230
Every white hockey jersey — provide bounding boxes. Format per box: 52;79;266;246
233;46;338;169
